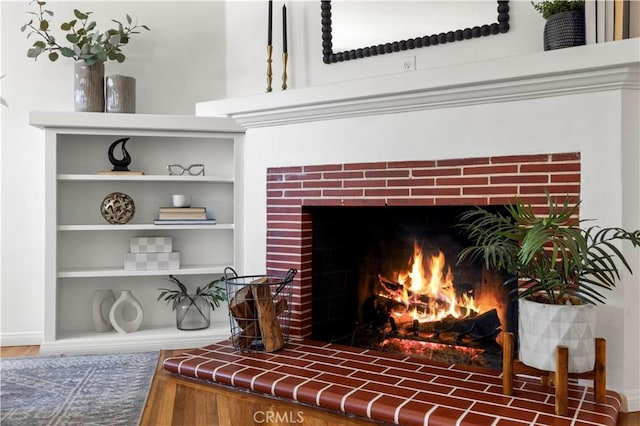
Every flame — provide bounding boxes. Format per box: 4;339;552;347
385;241;480;323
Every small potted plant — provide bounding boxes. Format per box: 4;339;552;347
158;275;227;331
531;1;586;50
21;1;149;112
456;192;640;373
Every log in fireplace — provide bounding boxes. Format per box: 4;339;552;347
309;205;516;368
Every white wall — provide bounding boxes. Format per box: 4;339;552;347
223;0;545;97
0;0;226;345
0;0;548;346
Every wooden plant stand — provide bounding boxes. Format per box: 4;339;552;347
502;332;606;416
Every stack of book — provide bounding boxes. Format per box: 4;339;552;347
154;207;216;225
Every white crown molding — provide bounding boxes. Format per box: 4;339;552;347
197;39;639;128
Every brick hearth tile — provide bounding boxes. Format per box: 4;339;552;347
396;400;435;425
307;362;355;377
494;420;532;426
271;375;308;399
351;370;402;385
315;372;366;388
472;401;541;422
362;381;416;399
368;394;408;424
230;367;265;388
250;371;286;393
317;384;354;412
433;375;489;391
341;359;388;373
212;364;243;386
387;368;437;382
411;392;473;410
401;379;454;395
425;405;467;425
452;387;513;405
459;411;501;425
341;389;382;417
294;380;332;405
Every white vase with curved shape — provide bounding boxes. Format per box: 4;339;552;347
92;289;115;332
109;290;144;334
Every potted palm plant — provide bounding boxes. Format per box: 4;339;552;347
531;1;586;50
21;1;149;112
456;192;640;373
158;275;227;331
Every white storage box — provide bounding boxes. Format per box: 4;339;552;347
130;237;173;253
124;252;180;270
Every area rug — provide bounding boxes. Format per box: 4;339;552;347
0;351;159;426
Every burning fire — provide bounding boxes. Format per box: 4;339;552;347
380;242;480;323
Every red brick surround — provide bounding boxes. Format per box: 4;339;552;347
266;153;581;339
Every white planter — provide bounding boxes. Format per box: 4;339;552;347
518;298;596;373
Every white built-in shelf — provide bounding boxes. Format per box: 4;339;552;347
33;111;244;354
58;223;234;231
58;264;230;278
58;174;235;183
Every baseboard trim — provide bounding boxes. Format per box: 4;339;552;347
617;388;640;412
0;331;44;347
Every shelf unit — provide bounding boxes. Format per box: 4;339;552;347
31;111;245;354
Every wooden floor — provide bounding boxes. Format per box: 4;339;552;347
2;345;639;426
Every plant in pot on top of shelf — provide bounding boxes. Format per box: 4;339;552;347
158;275;227;331
531;0;585;50
21;0;149;112
456;192;640;373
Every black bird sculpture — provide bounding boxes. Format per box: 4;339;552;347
108;137;132;172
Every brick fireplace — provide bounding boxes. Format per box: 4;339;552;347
266;152;581;341
199;40;638;408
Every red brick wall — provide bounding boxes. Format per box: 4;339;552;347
266;152;581;339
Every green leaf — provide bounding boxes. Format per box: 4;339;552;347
26;47;42;58
73;9;88;20
33;40;46;49
86;21;96;32
126;14;132;25
60;47;75;57
66;34;79;44
60;22;71;31
48;51;58;61
142;25;150;31
39;20;49;31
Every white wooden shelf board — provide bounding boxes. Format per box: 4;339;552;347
58;264;233;278
58;174;234;183
58;223;234;231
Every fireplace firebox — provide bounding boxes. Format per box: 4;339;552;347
309;206;516;368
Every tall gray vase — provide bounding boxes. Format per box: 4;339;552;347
106;74;136;113
74;62;105;112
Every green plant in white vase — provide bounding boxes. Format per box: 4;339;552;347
158;275;227;331
456;192;640;373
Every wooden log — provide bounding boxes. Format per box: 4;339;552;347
234;298;288;350
253;283;284;352
229;286;255;329
229;277;269;328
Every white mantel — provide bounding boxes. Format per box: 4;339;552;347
196;38;640;411
197;38;639;128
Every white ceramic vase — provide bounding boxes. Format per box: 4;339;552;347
91;289;115;332
109;290;144;334
518;297;596;373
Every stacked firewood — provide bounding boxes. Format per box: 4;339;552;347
229;277;288;352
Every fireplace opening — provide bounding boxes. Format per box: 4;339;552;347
309;205;516;369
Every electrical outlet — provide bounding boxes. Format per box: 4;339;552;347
402;56;416;72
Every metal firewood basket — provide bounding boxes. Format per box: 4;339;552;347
224;267;296;352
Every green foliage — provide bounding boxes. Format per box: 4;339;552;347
21;1;150;64
531;1;585;19
456;192;640;305
157;275;227;312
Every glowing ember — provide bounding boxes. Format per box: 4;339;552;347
380;241;481;324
